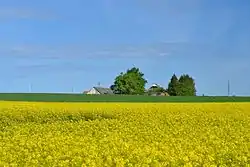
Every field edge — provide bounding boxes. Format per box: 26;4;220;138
0;93;250;102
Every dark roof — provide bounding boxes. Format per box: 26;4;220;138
93;87;114;94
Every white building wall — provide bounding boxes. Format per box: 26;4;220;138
86;88;100;95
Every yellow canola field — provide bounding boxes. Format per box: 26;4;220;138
0;101;250;166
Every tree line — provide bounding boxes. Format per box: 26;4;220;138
110;67;196;96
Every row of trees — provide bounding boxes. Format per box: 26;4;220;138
110;67;196;96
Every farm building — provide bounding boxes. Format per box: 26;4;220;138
150;92;169;96
147;83;169;96
84;87;114;95
83;91;88;94
150;83;159;88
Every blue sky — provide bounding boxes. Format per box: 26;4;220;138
0;0;250;95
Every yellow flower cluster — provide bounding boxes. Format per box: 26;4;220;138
0;102;249;166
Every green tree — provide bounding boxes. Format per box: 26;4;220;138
167;74;180;96
178;74;196;96
110;67;147;95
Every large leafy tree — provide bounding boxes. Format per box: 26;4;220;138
167;74;180;96
178;74;196;96
110;67;147;95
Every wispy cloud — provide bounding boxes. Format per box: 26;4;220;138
0;7;56;20
5;41;180;60
1;42;180;77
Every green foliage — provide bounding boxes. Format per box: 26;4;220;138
178;74;196;96
167;74;180;96
167;74;196;96
110;67;147;95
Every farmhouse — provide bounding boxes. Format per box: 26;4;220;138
84;87;114;95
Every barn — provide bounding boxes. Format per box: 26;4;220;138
85;87;114;95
